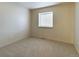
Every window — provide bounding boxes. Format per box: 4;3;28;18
38;12;53;28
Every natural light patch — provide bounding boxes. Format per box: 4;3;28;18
38;12;53;28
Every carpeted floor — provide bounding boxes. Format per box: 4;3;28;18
0;38;78;57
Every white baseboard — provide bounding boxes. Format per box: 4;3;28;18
0;32;29;48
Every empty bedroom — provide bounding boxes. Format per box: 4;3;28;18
0;2;79;57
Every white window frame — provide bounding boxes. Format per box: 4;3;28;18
38;12;53;28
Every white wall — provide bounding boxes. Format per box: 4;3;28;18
0;3;30;47
75;2;79;53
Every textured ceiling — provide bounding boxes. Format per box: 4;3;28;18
16;2;62;9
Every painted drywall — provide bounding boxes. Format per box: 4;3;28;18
75;2;79;53
0;3;30;47
30;3;75;44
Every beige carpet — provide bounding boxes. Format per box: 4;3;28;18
0;38;78;57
